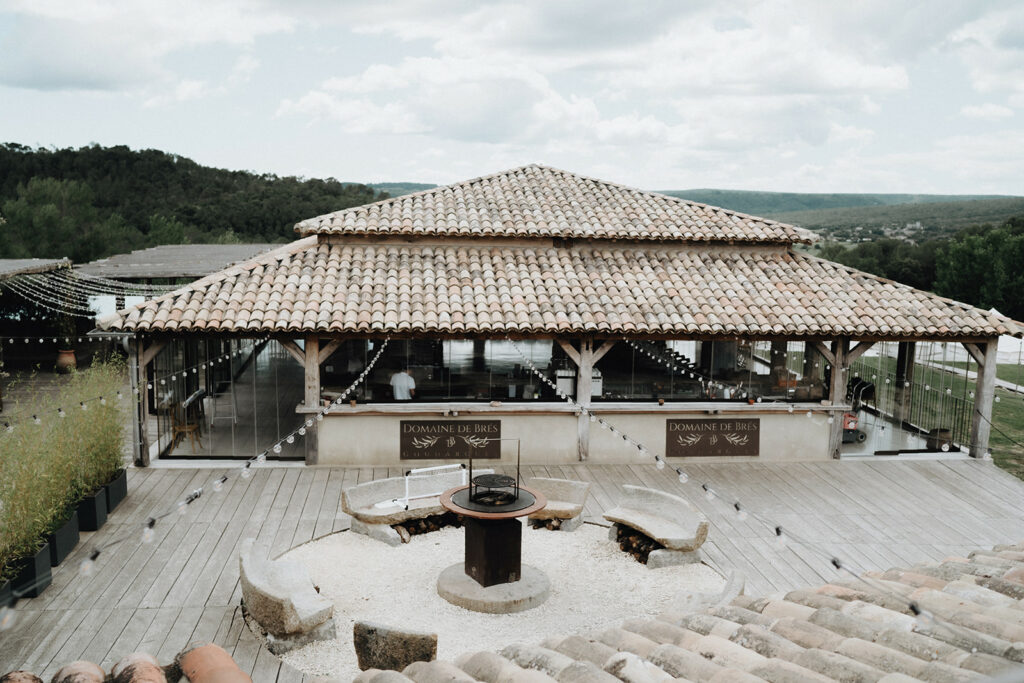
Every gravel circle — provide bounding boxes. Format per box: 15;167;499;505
278;523;725;678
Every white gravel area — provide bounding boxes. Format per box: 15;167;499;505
277;523;725;679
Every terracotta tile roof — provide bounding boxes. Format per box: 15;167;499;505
10;541;1024;681
99;238;1020;339
295;164;816;245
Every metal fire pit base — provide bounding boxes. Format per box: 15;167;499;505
436;563;550;614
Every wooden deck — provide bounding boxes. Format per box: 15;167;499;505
3;460;1023;680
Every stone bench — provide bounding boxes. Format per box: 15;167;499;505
238;538;335;654
341;466;492;546
527;477;590;531
602;485;709;568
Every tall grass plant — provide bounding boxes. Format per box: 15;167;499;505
0;361;126;581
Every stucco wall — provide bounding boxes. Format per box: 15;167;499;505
313;404;833;466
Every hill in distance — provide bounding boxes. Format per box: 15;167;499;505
658;188;1016;216
369;182;437;197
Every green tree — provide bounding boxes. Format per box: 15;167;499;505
934;218;1024;320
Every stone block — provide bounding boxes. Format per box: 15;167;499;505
646;548;701;568
267;617;337;655
354;621;437;672
238;538;333;638
527;478;589;527
350;517;403;546
602;485;708;551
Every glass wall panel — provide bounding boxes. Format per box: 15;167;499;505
321;338;561;401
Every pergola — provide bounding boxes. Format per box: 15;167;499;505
99;165;1021;466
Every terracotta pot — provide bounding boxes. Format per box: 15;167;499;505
177;644;251;683
0;672;43;683
111;652;166;683
51;661;104;683
55;349;77;373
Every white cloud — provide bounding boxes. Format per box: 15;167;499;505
276;93;425;134
0;0;294;91
960;103;1014;120
143;79;210;108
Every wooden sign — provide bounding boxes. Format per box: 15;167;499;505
400;420;501;460
666;418;759;457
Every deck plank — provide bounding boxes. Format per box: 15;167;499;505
2;460;1023;677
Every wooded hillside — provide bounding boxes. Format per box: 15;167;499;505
0;143;384;262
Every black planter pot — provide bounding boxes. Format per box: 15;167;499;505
12;543;51;599
47;510;80;567
77;488;107;532
105;468;128;513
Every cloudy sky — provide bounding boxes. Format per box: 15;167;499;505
1;1;1022;193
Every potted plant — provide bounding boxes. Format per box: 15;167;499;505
47;506;80;566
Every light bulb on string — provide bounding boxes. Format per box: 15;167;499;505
256;452;268;463
774;526;787;547
57;408;65;418
655;457;665;470
79;549;100;576
32;415;40;425
677;469;689;484
286;435;295;444
733;502;748;521
298;427;306;436
100;396;107;405
213;475;227;492
240;463;252;479
273;444;282;454
142;518;156;543
703;484;716;501
316;413;324;422
80;402;87;411
177;500;188;515
0;606;16;631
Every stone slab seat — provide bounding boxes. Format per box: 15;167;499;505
341;469;493;526
602;485;708;551
527;477;590;531
238;538;334;649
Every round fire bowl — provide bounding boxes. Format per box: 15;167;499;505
437;563;550;614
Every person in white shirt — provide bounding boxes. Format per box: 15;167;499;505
390;368;416;400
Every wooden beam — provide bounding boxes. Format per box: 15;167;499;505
592;339;616;364
969;338;998;459
141;340;167;368
279;339;305;366
962;342;985;366
318;339;343;365
304;336;320;409
847;341;875;364
811;342;835;367
556;339;581;366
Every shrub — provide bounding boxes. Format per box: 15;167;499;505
0;361;127;582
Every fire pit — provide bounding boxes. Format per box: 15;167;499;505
436;461;550;613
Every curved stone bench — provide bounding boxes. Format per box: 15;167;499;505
341;468;492;545
602;485;709;568
527;477;590;531
238;538;335;654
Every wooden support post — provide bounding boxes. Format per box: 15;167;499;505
133;339;166;467
893;342;916;424
279;339;305;366
968;338;998;459
576;338;594;462
827;338;849;459
304;336;321;466
304;336;320;409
